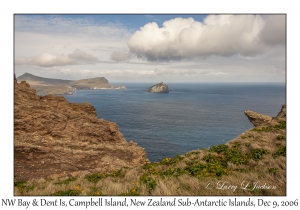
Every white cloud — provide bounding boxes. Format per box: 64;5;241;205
15;49;99;67
14;15;133;62
127;15;285;61
69;49;99;62
14;15;286;83
110;51;133;62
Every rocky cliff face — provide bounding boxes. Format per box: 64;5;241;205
146;82;169;93
14;77;149;181
244;104;286;127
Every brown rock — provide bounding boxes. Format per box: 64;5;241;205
244;110;272;127
276;104;286;118
244;104;286;127
14;77;149;181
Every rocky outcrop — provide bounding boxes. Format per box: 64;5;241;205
14;77;149;181
146;82;169;93
244;104;286;127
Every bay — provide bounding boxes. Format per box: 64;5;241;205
65;83;286;162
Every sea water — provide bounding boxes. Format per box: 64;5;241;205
64;83;286;162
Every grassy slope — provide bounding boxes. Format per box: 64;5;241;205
14;120;286;196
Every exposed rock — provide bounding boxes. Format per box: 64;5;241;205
244;110;272;127
146;82;169;93
276;104;286;118
244;104;286;127
14;77;149;181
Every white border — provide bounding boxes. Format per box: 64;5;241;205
2;0;299;209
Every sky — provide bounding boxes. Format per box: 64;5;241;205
14;14;286;83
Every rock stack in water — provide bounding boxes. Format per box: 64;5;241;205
14;77;149;181
146;82;169;93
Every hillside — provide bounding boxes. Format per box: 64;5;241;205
16;73;125;95
14;76;148;185
17;73;73;86
14;77;286;196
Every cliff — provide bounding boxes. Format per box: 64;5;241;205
14;77;148;181
15;104;286;196
146;82;169;93
17;73;125;95
244;104;286;127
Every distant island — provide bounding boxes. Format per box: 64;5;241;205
146;82;169;93
17;73;126;95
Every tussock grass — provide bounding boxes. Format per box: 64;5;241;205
15;119;286;196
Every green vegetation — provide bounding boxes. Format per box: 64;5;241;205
54;177;76;185
85;169;124;183
252;121;286;132
273;145;286;158
140;174;157;193
14;181;34;195
14;118;286;196
160;155;184;165
277;135;286;140
87;187;102;196
268;167;279;174
52;189;81;196
185;151;201;157
250;149;269;161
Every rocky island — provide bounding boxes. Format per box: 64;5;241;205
14;76;148;181
146;82;169;93
17;73;126;95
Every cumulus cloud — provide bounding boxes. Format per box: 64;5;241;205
15;49;99;67
110;51;133;62
127;15;285;61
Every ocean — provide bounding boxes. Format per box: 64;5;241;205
64;83;286;162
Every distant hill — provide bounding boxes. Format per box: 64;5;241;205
17;73;73;86
16;73;125;95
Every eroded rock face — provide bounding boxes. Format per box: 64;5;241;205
146;82;169;93
14;77;149;181
244;104;286;127
244;110;272;127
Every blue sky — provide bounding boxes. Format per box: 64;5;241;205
14;14;286;83
15;14;208;31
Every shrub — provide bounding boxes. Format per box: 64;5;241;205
268;167;278;174
14;181;34;194
54;177;77;185
85;169;124;183
160;155;184;165
140;174;157;193
250;149;269;161
209;144;229;153
52;189;81;196
273;146;286;158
